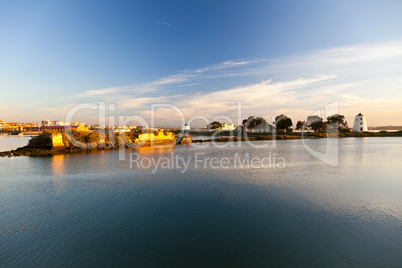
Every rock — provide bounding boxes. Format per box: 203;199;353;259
176;135;192;145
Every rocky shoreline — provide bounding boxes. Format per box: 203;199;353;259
1;130;401;157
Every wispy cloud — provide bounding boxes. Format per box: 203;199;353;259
74;58;261;99
153;20;172;26
148;73;197;86
177;83;202;87
146;75;339;123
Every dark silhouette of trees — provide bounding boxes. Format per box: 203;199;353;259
306;115;326;132
275;114;292;131
208;121;222;130
327;114;348;130
28;131;52;149
296;120;305;130
242;116;267;129
135;126;143;134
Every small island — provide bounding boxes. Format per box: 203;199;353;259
1;128;402;157
0;129;178;157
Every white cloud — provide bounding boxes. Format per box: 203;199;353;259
148;73;197;86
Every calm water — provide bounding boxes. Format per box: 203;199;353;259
0;138;402;267
0;136;31;152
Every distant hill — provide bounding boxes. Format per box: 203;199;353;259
369;126;402;130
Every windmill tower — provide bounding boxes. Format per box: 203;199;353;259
352;113;368;132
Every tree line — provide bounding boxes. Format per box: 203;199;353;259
207;114;348;132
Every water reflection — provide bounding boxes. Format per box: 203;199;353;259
1;138;402;267
0;136;31;151
50;155;67;193
51;155;65;176
133;144;175;156
353;137;368;164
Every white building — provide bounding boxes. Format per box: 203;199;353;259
41;120;51;126
352;113;368;132
42;120;66;126
183;124;190;131
52;121;64;126
248;122;274;133
234;125;247;134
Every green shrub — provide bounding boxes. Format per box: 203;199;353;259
28;132;52;149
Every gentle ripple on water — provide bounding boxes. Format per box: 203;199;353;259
0;137;402;267
0;135;31;151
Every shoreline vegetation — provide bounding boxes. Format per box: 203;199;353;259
1;129;402;157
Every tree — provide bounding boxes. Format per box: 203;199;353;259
136;126;143;134
327;114;348;130
28;131;52;149
275;114;293;131
311;121;326;132
296;120;305;130
126;129;140;142
242;116;267;129
207;121;222;130
306;115;325;132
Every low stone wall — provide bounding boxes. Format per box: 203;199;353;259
135;132;175;143
52;133;65;148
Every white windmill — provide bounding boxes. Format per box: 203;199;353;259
352;113;368;132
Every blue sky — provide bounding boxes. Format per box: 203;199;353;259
1;0;402;126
